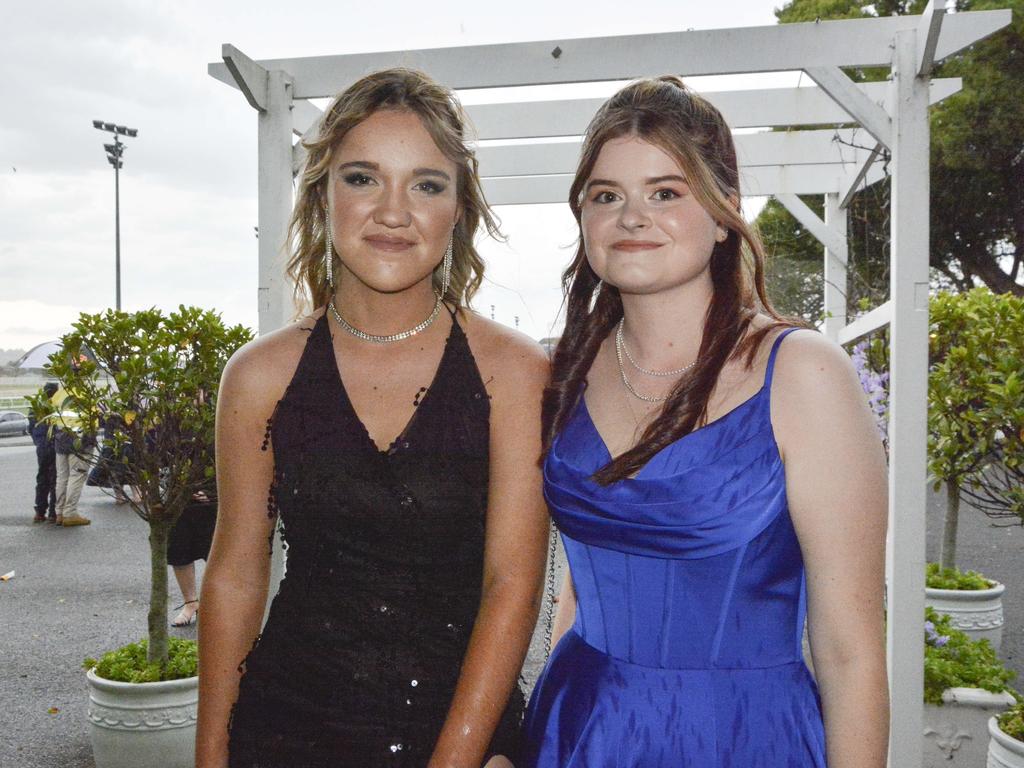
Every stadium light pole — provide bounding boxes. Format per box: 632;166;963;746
92;120;138;311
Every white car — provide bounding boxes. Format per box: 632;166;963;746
0;411;30;437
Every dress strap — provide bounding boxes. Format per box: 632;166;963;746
763;327;801;389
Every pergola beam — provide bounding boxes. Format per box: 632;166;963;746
461;79;961;141
222;44;269;112
918;0;948;77
933;8;1010;62
476;129;878;178
292;100;322;138
481;162;888;205
837;299;893;346
840;142;885;210
208;13;1003;100
776;192;848;261
804;66;893;149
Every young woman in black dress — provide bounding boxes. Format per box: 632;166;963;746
196;68;549;768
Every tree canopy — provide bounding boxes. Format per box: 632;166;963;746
49;306;252;667
761;0;1024;320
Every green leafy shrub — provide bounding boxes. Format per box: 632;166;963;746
24;385;58;422
84;637;197;683
51;307;252;668
998;699;1024;742
929;289;1024;526
924;608;1016;705
926;562;995;590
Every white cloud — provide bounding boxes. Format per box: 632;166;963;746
0;0;784;349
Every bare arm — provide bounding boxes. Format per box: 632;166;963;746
773;331;890;768
195;340;289;768
428;328;550;768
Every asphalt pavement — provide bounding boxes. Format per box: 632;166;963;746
0;432;1020;767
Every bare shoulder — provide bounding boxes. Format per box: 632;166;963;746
458;310;550;396
219;311;322;409
769;327;866;436
771;327;857;391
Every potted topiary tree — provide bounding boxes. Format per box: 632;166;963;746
925;288;1024;650
922;608;1018;766
988;698;1024;767
48;306;251;768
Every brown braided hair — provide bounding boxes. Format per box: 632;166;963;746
542;76;804;484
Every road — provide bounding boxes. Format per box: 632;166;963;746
0;433;1020;767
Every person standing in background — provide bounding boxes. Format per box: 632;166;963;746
52;399;96;527
168;484;218;627
29;382;59;523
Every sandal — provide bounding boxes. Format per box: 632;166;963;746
171;600;199;627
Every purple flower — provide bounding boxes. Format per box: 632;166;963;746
924;620;950;648
851;341;889;450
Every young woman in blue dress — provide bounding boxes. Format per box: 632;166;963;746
520;76;890;767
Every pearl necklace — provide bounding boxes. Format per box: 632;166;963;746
614;320;698;403
327;293;442;344
616;319;697;377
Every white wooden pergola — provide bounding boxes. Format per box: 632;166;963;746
209;5;1010;765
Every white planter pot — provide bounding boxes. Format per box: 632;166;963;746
926;581;1005;650
86;668;197;768
988;716;1024;768
924;687;1017;767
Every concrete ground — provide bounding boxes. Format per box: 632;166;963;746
1;432;1021;767
1;436;203;768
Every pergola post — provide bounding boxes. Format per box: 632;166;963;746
885;27;931;768
257;70;295;336
823;193;848;340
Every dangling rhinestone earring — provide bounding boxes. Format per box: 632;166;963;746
325;208;335;289
440;233;453;298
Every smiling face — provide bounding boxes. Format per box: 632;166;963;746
327;109;460;295
581;135;722;298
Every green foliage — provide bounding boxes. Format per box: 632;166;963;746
924;607;1016;705
760;184;894;319
998;699;1024;742
930;0;1024;296
47;306;252;527
84;637;197;683
49;306;252;668
926;562;994;590
24;385;57;422
765;250;825;323
768;0;1024;300
928;289;1024;522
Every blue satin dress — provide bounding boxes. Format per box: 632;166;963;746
521;329;827;767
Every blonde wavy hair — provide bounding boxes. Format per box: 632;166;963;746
287;68;500;311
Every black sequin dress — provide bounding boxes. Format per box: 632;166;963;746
228;309;525;767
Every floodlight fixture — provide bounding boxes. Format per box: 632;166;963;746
92;119;138;311
93;120;139;139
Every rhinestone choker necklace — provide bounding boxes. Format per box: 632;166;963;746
327;293;442;344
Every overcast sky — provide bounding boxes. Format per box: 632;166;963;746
0;0;796;351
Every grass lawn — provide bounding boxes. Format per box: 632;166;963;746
0;377;50;411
